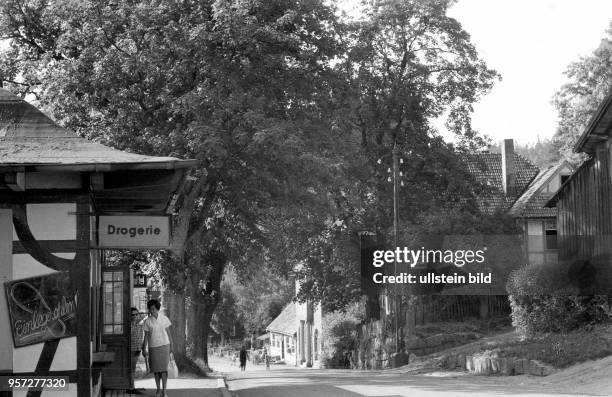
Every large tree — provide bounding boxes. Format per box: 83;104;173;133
0;0;502;364
0;0;351;366
293;0;500;309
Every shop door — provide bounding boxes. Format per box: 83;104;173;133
101;267;131;390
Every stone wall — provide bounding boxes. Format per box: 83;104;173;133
440;350;555;376
404;332;479;356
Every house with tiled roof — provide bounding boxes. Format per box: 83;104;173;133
509;160;573;265
266;303;297;363
465;139;572;265
463;140;539;214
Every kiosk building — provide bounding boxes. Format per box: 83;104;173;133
0;88;196;396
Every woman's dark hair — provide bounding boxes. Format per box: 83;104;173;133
147;299;161;310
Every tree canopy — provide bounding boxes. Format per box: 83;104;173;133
0;0;502;354
553;24;612;161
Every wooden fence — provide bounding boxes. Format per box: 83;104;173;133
407;295;510;325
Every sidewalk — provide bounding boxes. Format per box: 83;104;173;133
129;353;281;396
134;372;229;397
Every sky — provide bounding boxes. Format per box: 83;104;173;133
339;0;612;145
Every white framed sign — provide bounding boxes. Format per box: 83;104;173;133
97;216;171;248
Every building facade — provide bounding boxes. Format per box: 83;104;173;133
266;278;322;368
0;88;195;396
547;89;612;294
465;139;572;265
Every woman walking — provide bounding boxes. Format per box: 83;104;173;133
142;299;173;397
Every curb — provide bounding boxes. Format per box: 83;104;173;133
217;377;232;397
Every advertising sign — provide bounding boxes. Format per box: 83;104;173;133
98;216;171;248
5;272;77;347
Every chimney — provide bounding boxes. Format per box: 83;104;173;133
501;139;515;196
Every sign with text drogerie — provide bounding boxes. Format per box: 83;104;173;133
98;216;171;248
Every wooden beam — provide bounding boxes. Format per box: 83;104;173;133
0;190;86;204
4;172;25;191
103;169;180;190
74;197;92;397
90;173;104;191
12;204;73;271
12;240;78;254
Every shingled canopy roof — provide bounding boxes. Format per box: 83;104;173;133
462;152;539;214
0;88;197;214
266;303;296;337
0;88;196;171
508;161;571;218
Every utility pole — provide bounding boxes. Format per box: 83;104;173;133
392;140;400;353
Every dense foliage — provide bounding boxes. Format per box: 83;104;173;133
507;263;612;337
553;24;612;161
0;0;501;362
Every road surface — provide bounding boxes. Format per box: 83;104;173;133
210;355;612;397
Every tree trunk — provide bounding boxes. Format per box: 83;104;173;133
163;287;207;374
185;249;227;368
163;290;187;365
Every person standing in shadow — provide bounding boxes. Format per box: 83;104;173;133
239;346;249;371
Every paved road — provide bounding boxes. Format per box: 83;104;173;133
211;355;607;397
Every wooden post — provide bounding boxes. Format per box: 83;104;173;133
75;196;92;397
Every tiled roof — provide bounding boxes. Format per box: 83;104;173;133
266;303;296;336
508;162;570;218
462;153;539;214
0;88;195;169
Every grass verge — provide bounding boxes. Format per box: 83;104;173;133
484;323;612;368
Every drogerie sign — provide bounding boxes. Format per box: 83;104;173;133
98;216;171;248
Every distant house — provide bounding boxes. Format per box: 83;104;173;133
508;159;573;265
266;303;297;363
463;139;572;265
266;287;322;367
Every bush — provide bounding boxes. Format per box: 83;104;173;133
321;302;364;368
507;264;612;337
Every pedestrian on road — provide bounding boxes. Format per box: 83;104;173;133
264;349;270;371
142;299;174;397
239;346;249;371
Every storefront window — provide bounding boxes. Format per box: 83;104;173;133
103;271;124;334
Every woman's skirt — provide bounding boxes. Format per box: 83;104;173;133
149;344;170;373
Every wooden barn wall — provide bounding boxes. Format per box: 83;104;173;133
557;143;612;261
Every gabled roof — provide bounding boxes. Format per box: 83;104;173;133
508;161;572;218
462;153;539;214
0;88;197;171
266;303;296;336
546;159;589;208
0;88;198;214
